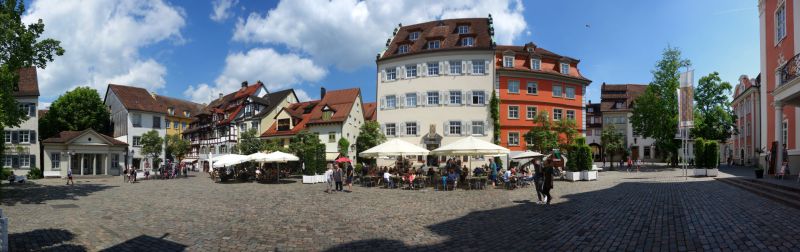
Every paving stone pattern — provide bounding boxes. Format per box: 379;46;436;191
2;167;800;251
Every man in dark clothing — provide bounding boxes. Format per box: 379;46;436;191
542;159;555;205
333;166;344;191
532;159;545;204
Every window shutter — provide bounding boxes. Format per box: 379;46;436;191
30;155;35;168
381;69;386;81
400;66;406;79
399;122;406;136
11;131;18;144
443;61;450;75
485;60;491;74
420;63;427;76
466;61;472;74
443;121;449;136
395;67;401;80
466;91;473;105
463;121;470;136
398;95;405;108
422;92;428;106
417;92;423;107
439;61;444;75
29;104;36;117
380;124;386;136
484;120;489;136
416;121;421;136
484;93;490;105
11;155;19;168
379;97;386;110
442;91;449;105
462;61;467;75
29;130;36;143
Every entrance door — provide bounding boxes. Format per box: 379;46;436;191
132;158;141;170
631;146;639;160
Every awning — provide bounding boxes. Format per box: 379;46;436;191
181;159;197;163
325;153;339;161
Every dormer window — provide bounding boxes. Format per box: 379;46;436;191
457;25;469;34
322;111;334;120
503;56;514;68
560;63;570;74
427;40;440;49
409;31;420;41
398;44;409;54
531;58;541;70
461;37;474;47
184;111;190;117
277;118;290;131
168;107;175;115
526;47;534;53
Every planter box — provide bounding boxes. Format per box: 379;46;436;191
302;175;316;184
565;171;581;181
692;168;705;176
706;168;718;177
580;170;598;181
316;174;327;183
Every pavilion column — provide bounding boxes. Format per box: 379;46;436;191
775;102;784;169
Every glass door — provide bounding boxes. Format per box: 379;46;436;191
82;154;93;175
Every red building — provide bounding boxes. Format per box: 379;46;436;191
730;75;761;166
495;43;591;152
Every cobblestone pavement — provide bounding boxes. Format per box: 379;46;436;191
3;167;800;251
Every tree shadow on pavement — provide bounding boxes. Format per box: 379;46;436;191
325;180;798;251
9;228;86;251
1;183;117;206
101;233;186;252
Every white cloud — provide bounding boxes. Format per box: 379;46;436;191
23;0;186;100
294;89;312;102
210;0;238;22
233;0;527;70
184;48;326;103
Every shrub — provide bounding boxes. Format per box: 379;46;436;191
0;168;13;180
693;138;706;168
704;140;719;169
566;137;593;172
27;167;43;179
355;163;363;175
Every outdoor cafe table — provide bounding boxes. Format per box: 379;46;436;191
467;176;488;190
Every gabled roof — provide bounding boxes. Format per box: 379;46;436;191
106;84;165;114
13;67;39;97
495;44;590;83
600;83;648;112
255;89;297;119
363;102;377;121
379;18;492;61
42;129;127;146
261;88;360;137
155;95;204;119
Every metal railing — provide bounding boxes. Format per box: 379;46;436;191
779;52;800;87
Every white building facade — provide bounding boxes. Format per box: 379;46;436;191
104;84;167;170
3;68;40;176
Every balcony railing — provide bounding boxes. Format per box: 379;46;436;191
779;53;800;87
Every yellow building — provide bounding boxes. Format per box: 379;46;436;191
155;95;204;136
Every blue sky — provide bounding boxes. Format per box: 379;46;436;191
24;0;758;107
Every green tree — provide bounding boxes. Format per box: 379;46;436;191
140;130;163;164
338;137;350;157
237;129;263;155
261;139;285;153
692;72;736;141
288;131;325;175
524;111;558;154
165;134;189;162
0;0;64;170
39;87;111;139
355;121;385;164
630;46;691;167
601;124;625;170
490;89;500;144
556;118;578;149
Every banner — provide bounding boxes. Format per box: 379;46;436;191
678;70;694;128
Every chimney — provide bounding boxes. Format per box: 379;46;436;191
320;87;326;99
241;81;248;88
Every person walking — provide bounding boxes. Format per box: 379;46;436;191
542;159;555;205
532;159;545;204
66;168;74;185
333;165;344;192
324;165;334;193
346;163;354;192
489;159;498;188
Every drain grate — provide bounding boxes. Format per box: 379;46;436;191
50;204;79;209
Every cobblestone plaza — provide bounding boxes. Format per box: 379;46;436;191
3;167;800;251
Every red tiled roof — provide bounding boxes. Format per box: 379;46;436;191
155;95;204;119
106;84;165;114
261;88;361;137
42;129;127;146
495;44;591;83
379;18;492;61
363;102;377;121
13;67;39;97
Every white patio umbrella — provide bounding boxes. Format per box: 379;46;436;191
359;139;430;170
431;136;510;169
213;154;249;168
264;151;300;162
511;151;545;160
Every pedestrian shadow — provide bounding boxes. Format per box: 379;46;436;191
101;233;186;252
325;179;795;251
9;228;86;251
1;183;117;206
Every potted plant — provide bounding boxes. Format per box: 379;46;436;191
754;165;765;179
705;140;719;177
692;138;706;176
574;138;597;181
